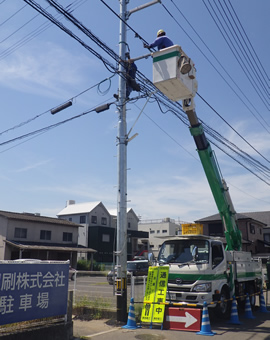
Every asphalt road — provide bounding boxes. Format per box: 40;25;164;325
69;274;147;308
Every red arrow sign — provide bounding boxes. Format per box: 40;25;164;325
163;307;201;332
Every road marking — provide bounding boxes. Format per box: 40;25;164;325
85;327;121;338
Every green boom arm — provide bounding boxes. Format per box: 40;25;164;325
186;109;242;251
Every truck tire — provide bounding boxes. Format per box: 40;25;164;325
216;286;231;319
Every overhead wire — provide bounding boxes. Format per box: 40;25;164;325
0;0;86;60
0;75;115;137
0;4;27;28
11;1;270;185
203;0;269;109
226;0;270;83
0;102;112;148
222;0;269;92
165;0;270;132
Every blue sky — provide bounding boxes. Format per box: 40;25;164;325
0;0;269;223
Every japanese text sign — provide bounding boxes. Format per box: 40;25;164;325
0;262;69;325
141;266;169;324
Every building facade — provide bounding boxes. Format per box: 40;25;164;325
138;218;182;257
195;211;268;254
0;210;95;267
57;200;148;262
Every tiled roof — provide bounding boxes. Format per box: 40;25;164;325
195;211;270;226
0;210;81;227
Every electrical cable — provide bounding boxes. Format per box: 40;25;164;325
222;0;269;92
226;0;270;83
0;0;86;60
0;75;115;137
0;4;27;28
0;103;110;148
203;0;269;110
18;1;270;185
166;0;270;131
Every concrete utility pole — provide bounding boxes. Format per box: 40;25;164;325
116;0;128;323
115;0;161;323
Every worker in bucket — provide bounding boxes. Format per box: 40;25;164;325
143;29;173;51
144;30;191;75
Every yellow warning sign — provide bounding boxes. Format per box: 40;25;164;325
141;266;169;324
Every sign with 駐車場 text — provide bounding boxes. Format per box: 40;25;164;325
0;262;69;325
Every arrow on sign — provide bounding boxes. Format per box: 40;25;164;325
166;312;197;328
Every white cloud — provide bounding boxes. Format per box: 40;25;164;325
0;42;100;98
14;159;53;173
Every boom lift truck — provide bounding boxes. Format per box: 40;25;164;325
151;45;262;318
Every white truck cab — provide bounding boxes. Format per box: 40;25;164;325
157;235;262;318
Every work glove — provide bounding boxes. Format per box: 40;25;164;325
143;43;150;49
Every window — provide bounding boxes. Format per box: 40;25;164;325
102;234;110;242
209;223;224;236
101;217;107;225
63;232;72;242
128;222;131;228
40;230;51;241
212;243;224;267
91;215;97;224
14;228;27;239
80;215;86;223
250;224;255;234
150;230;155;234
69;217;72;222
162;230;167;233
157;230;160;234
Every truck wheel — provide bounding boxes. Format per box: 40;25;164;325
217;286;231;319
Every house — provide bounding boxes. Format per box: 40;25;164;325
0;210;96;268
108;208;148;260
138;218;182;257
195;211;267;254
57;201;148;262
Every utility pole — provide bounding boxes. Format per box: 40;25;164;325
116;0;128;323
115;0;161;323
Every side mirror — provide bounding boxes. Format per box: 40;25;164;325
192;246;198;260
148;252;155;265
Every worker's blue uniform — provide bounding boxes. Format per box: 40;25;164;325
149;36;174;50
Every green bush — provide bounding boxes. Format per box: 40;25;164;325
77;259;106;271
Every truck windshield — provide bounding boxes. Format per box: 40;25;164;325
158;239;209;264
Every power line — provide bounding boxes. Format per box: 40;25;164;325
0;0;86;60
0;4;27;28
203;0;269;110
21;0;270;185
0;101;114;148
165;0;270;132
0;76;115;137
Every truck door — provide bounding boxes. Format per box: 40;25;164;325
211;242;224;268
